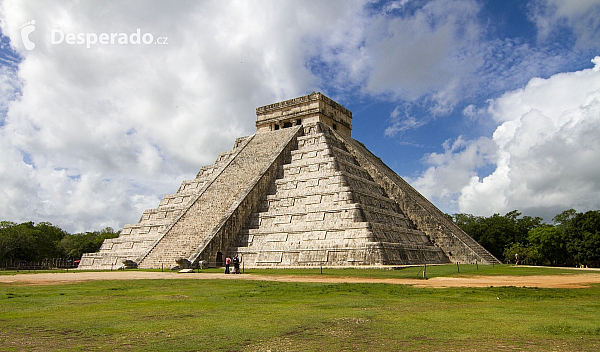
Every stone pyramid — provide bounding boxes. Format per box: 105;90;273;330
80;93;499;269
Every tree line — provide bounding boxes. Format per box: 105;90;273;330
0;221;119;263
452;209;600;267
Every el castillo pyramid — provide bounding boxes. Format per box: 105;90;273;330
79;93;499;269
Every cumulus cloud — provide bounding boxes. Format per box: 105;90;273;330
462;56;600;217
410;57;600;220
406;136;498;212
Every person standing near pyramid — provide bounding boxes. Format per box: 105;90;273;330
233;255;240;274
225;257;231;274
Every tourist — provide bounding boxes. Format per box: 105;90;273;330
233;255;240;274
225;257;231;274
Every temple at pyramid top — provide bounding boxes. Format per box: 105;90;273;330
256;92;352;137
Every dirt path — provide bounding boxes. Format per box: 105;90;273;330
2;271;600;288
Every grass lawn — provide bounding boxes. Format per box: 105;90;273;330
202;263;599;278
2;263;592;278
1;266;599;351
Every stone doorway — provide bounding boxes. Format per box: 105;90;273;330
216;252;223;267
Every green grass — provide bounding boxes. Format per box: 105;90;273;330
206;263;598;279
1;276;599;351
2;263;596;278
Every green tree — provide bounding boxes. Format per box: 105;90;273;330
60;227;119;259
1;221;118;262
0;222;41;261
453;211;543;260
561;210;600;267
0;221;17;260
552;209;577;226
32;222;69;259
503;242;540;265
455;209;599;267
527;225;565;266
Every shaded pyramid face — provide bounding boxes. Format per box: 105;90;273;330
79;94;498;270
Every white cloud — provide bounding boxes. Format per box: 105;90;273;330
1;0;598;233
0;0;367;232
406;136;498;213
462;104;488;121
410;57;600;219
530;0;600;48
362;0;482;113
384;105;427;136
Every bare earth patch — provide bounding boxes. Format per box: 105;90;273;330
2;271;600;288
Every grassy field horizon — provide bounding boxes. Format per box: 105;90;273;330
3;263;599;278
1;265;599;351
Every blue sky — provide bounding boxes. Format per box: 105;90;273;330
1;0;599;232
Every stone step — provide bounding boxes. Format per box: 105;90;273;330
289;144;355;165
333;128;501;264
266;187;352;203
151;202;188;214
262;189;354;212
340;171;388;197
297;133;345;151
235;227;374;247
258;199;355;215
270;177;393;209
100;236;157;246
245;217;369;234
176;180;208;195
283;154;335;171
360;204;411;227
229;244;386;266
346;189;400;212
158;194;194;208
281;155;368;181
120;223;165;236
239;221;370;235
195;165;220;179
253;202;362;220
290;144;330;161
139;209;179;223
